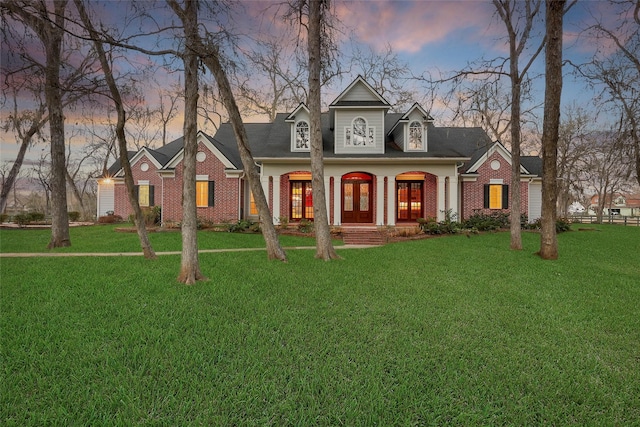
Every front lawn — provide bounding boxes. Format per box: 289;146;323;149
1;225;639;425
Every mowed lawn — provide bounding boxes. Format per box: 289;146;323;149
1;225;639;425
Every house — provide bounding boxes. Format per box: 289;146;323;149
589;193;640;216
97;76;543;227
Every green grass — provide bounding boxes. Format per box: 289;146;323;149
1;225;639;425
0;224;327;253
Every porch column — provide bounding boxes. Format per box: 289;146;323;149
272;177;280;222
387;176;396;226
449;174;459;219
437;175;446;221
324;176;332;222
376;177;385;225
333;176;341;225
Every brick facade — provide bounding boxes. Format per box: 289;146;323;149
113;154;163;219
460;151;530;220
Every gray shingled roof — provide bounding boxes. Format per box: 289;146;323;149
521;156;543;176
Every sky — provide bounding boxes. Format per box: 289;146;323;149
0;0;631;167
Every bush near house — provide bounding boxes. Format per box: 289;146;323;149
68;211;81;222
419;211;573;235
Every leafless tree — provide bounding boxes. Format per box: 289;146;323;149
73;0;157;259
158;87;181;146
577;0;640;187
1;0;73;248
306;0;340;260
538;0;566;260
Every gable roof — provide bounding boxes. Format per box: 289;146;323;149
387;103;434;135
329;75;391;107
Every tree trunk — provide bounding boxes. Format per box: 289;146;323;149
0;135;32;214
509;75;523;251
175;0;206;283
46;1;71;249
199;48;287;262
308;0;340;261
539;0;565;260
74;0;156;259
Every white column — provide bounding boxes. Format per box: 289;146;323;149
437;176;446;221
376;177;385;225
333;176;341;225
449;175;459;219
324;176;332;222
271;176;280;222
387;176;396;226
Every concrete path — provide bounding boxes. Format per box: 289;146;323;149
0;245;379;258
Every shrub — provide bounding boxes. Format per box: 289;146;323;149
98;214;123;224
27;211;45;222
13;213;29;227
227;219;257;233
277;216;289;229
68;211;81;222
462;211;510;231
0;213;8;223
297;218;314;233
418;212;462;235
556;217;572;233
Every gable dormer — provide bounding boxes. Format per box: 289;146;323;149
285;103;311;152
388;103;433;152
329;76;391;155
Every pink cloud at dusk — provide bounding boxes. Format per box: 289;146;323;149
335;0;496;54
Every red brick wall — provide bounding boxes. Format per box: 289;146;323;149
461;151;529;220
113;155;163;219
161;141;240;224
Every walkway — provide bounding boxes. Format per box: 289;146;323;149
0;245;379;258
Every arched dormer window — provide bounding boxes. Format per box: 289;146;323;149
346;117;374;146
295;121;310;149
409;121;423;150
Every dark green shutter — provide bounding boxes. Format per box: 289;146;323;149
502;184;509;209
483;184;489;209
208;181;215;207
134;185;139;203
149;185;155;206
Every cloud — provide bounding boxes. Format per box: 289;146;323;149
335;0;495;54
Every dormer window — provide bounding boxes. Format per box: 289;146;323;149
409;121;423;150
295;121;310;150
346;117;374;146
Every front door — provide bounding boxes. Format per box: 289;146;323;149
342;176;373;223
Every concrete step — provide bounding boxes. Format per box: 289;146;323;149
342;228;386;246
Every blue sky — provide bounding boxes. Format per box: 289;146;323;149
0;0;628;163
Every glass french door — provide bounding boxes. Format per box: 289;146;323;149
342;179;373;223
397;181;423;221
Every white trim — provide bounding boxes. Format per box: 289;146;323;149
489;178;504;184
196;175;209;181
329;75;391;106
285;103;310;122
137;180;149;185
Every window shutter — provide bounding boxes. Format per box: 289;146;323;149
208;181;215;207
502;184;509;209
149;185;155;206
483;184;490;209
134;185;139;202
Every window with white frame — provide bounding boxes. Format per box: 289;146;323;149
408;121;424;150
346;117;374;146
295;121;310;150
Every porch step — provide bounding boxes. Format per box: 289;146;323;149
342;228;386;246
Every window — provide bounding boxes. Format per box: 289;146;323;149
135;184;154;207
408;121;423;150
484;184;509;209
397;181;423;220
196;181;215;208
290;181;313;220
295;121;310;149
346;117;374;146
249;191;258;216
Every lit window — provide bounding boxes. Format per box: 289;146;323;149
249;191;258;215
397;181;423;220
196;181;214;207
409;121;423;150
138;184;150;207
290;181;313;220
295;121;310;149
484;184;509;210
346;117;374;146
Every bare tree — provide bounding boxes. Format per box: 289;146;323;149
1;0;72;248
73;0;157;259
538;0;566;260
158;87;181;146
577;0;640;187
307;0;340;260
